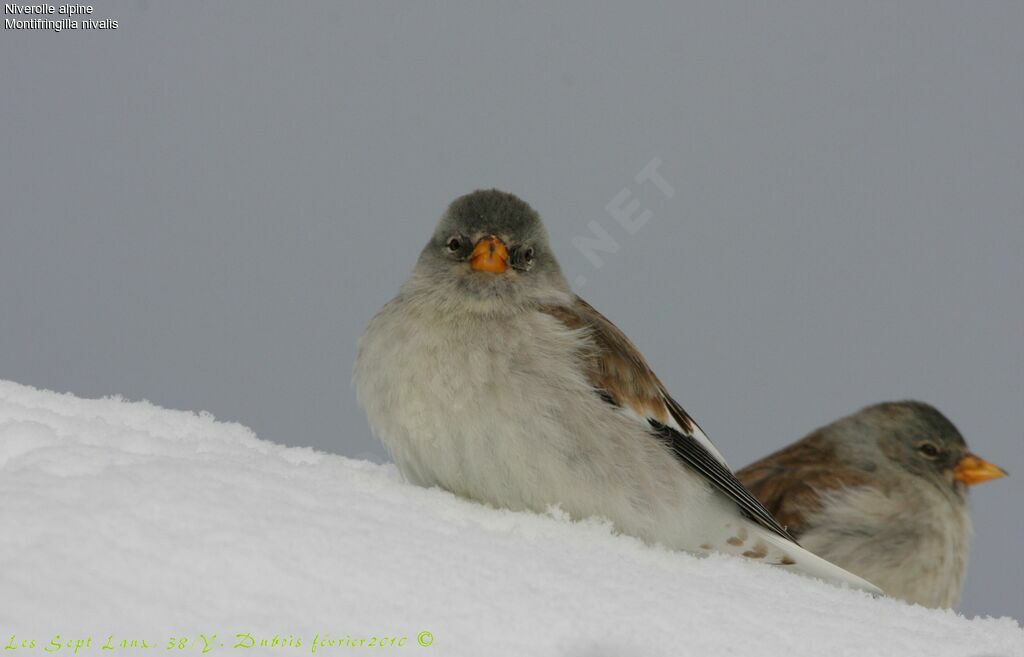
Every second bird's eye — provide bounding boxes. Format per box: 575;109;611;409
917;442;940;459
446;237;462;252
523;247;535;263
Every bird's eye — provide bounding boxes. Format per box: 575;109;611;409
917;442;941;459
446;237;462;252
511;245;536;271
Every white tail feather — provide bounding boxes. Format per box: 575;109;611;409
755;527;883;595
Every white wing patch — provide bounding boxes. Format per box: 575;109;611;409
617;404;729;468
670;415;728;468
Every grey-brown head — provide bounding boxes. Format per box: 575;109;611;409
840;401;1006;497
408;189;571;308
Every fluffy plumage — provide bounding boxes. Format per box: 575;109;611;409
737;401;1007;608
355;189;880;593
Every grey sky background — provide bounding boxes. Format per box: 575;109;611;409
2;1;1021;619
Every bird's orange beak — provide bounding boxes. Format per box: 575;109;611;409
469;235;509;273
954;453;1007;486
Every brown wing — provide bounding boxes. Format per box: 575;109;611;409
541;296;796;542
736;431;871;537
541;297;684;427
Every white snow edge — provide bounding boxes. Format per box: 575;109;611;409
0;379;1020;657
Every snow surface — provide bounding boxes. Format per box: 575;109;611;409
1;380;1021;657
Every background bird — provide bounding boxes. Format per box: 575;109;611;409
737;401;1006;608
354;189;879;593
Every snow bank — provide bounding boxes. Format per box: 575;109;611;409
0;380;1020;657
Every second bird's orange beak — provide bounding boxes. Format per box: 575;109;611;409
954;453;1007;486
469;235;509;273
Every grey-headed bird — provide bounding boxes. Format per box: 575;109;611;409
738;401;1006;608
355;189;880;593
